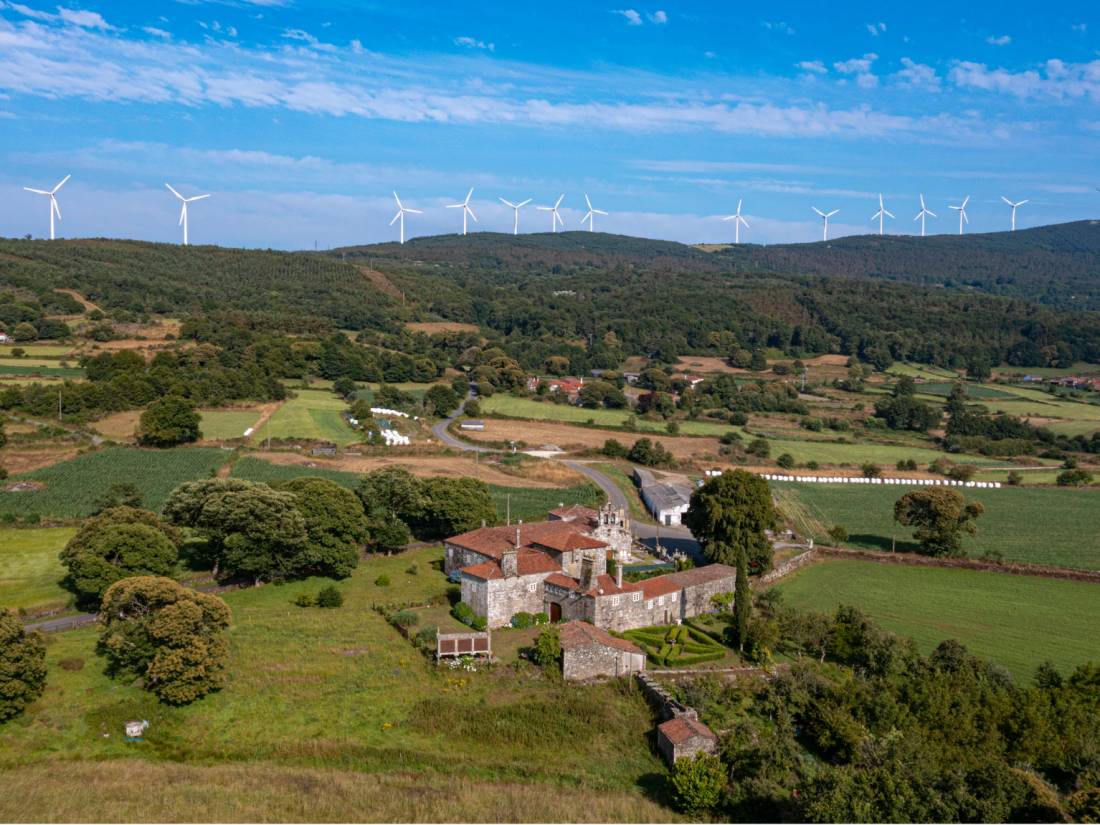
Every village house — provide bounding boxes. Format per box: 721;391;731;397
446;508;737;630
559;620;645;680
656;716;719;766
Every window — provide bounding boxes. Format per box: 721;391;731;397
611;595;620;606
671;592;678;602
632;592;641;602
657;596;665;606
527;582;537;593
646;600;653;609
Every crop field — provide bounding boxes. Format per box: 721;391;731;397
0;546;670;822
231;455;359;488
773;482;1100;571
0;526;75;612
0;447;230;517
0;361;83;378
199;409;264;440
251;389;354;445
0;345;73;357
776;559;1100;680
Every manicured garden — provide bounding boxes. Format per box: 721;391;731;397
623;624;728;667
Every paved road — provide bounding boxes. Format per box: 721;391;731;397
434;400;702;558
25;612;99;634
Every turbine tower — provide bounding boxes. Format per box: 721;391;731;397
1001;196;1028;231
498;197;532;235
948;196;970;235
389;191;421;244
871;194;894;236
812;207;838;241
165;184;210;246
23;174;70;240
536;194;565;232
914;194;936;237
579;194;607;232
721;199;749;243
446;188;478;235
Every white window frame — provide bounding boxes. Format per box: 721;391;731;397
611;595;620;607
657;595;665;606
527;582;537;593
646;600;653;609
671;592;678;602
632;592;641;602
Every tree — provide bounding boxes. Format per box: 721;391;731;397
274;477;369;578
627;437;673;467
0;608;47;722
776;453;795;469
532;625;561;669
12;321;37;342
1057;469;1093;487
371;515;412;554
683;470;776;572
163;479;309;582
98;577;230;705
750;350;768;371
315;585;343;608
60;515;179;606
893;488;984;557
423;384;459;417
91;482;143;514
733;546;751;650
670;753;726;814
416;477;496;539
137;396;201;447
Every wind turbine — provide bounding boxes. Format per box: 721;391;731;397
446;187;478;235
913;194;936;237
812;207;838;241
23;174;70;240
389;191;421;244
1001;196;1028;231
498;197;532;235
579;194;607;232
536;194;565;232
948;196;970;235
870;194;894;236
165;184;210;246
721;199;749;243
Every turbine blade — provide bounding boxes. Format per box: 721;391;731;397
740;216;749;227
884;209;895;218
393;191;403;208
963;212;969;223
594;209;608;215
585;194;592;210
962;195;970;207
827;210;838;217
536;206;551;211
52;197;61;220
179;204;186;225
390;211;402;225
52;174;71;193
467;207;478;222
446;203;462;208
555;194;564;207
1018;200;1029;206
517;199;531;207
927;209;937;217
581;211;592;224
165;183;184;200
1001;196;1012;205
24;188;50;195
812;207;824;216
465;187;474;204
499;198;515;207
406;208;423;214
189;194;211;202
722;215;735;221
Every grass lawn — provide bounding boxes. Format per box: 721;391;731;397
0;447;230;518
773;482;1100;571
252;389;354;445
0;545;671;822
776;559;1100;681
199;409;264;440
760;436;997;468
0;526;75;612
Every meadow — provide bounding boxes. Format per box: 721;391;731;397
479;395;729;436
199;409;264;440
0;447;229;518
0;546;672;821
773;482;1100;571
0;345;73;357
776;559;1100;680
0;526;75;612
252;390;354;445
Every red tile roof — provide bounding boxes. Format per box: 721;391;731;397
560;620;643;655
461;550;561;581
638;576;682;600
665;564;737;588
447;521;608;560
544;573;580;590
548;504;600;524
658;716;717;745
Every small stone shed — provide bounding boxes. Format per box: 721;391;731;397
656;716;718;767
559;620;646;681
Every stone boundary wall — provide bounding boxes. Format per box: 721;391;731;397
634;671;697;722
756;550;819;586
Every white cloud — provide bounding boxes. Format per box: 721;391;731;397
762;20;795;36
703;50;715;59
949;59;1100;101
894;57;940;90
454;35;494;52
614;9;642;26
834;53;878;88
797;60;827;75
986;34;1011;46
648;10;667;24
1071;23;1087;34
866;22;886;37
56;7;114;30
4;2;55;21
143;26;171;39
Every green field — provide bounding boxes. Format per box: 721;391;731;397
773;482;1100;571
0;345;73;357
777;559;1100;680
231;455;360;488
479;395;730;436
0;447;229;517
0;527;75;612
0;546;670;821
199;409;264;440
0;361;83;378
252;390;354;445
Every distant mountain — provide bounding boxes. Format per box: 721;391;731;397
705;220;1100;310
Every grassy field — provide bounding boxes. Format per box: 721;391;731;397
479;395;730;436
0;526;75;612
773;482;1100;571
0;447;229;517
777;559;1100;680
253;390;354;445
231;455;359;488
0;362;83;378
0;546;672;821
0;345;73;357
199;409;264;440
593;462;656;524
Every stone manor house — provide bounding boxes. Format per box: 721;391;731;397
444;503;737;630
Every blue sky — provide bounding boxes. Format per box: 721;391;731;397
0;0;1097;248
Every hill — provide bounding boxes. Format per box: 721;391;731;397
706;220;1100;310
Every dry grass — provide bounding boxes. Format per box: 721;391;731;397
0;447;81;475
461;418;721;460
404;321;481;334
90;410;141;440
673;355;746;375
0;760;677;823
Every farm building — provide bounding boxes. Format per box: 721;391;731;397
559;620;645;680
445;509;735;630
633;467;692;526
656;716;718;766
459;420;486;430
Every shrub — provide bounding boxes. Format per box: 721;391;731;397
861;463;881;478
828;525;849;544
316;585;344;608
947;464;977;482
1057;469;1093;487
511;611;541;629
776;453;795;469
1006;470;1023;486
670;753;726;814
719;431;743;445
405;563;419;575
293;593;315;608
414;626;437;649
601;438;628;458
451;600;484;629
532;625;561;668
746;437;770;458
374;574;391;587
728;412;749;426
896;459;918;471
393;609;420;628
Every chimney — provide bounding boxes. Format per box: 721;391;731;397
502;548;518;578
580;556;597;592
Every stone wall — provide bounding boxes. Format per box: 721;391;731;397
680;575;737;619
563;642;645;681
444;542;492;575
635;671;697;721
756;550;818;586
592;590;682;632
462;573;546;628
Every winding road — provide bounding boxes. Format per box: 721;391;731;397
432;401;702;559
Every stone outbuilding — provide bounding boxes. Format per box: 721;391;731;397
559;620;645;681
656;716;719;767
